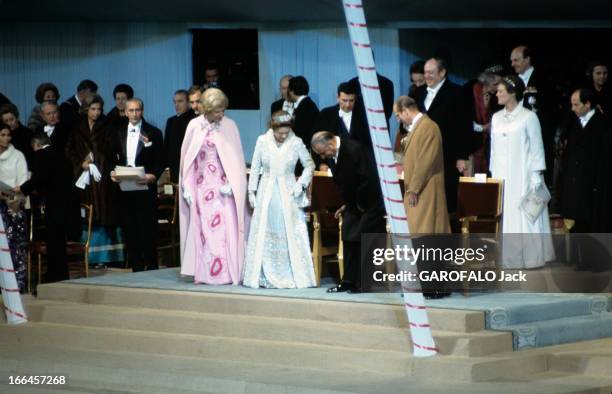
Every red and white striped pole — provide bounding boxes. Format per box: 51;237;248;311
342;0;437;357
0;216;27;325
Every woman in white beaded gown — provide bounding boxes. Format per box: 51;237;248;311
489;75;554;269
243;111;316;288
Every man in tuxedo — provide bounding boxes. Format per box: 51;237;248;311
270;75;294;116
36;101;70;151
60;79;98;129
13;133;80;283
187;85;203;116
315;82;369;170
411;57;472;215
311;131;386;293
511;46;558;186
287;76;319;146
164;89;196;183
348;72;395;130
110;98;164;272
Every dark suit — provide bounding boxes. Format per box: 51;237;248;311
164;109;196;183
292;96;319;146
348;73;395;128
36;122;70;152
109;119;165;271
331;138;386;288
521;69;559;186
20;145;80;283
59;96;81;129
0;92;11;107
412;79;472;213
561;111;608;229
315;105;370;149
270;99;284;115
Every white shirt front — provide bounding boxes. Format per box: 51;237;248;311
293;95;307;110
424;79;446;111
579;109;596;128
338;109;352;132
126;121;142;167
333;136;341;164
43;124;55;137
519;67;535;87
282;100;294;116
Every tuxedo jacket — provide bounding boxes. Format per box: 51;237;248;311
164;109;196;183
60;96;81;129
521;69;559;133
331;138;385;241
108;119;165;195
36;122;70;152
561;111;609;222
292;96;319;146
315;105;370;150
11;123;34;167
348;73;395;124
270;98;284;115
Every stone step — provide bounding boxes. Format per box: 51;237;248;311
36;283;485;333
24;300;512;357
548;352;612;377
0;322;414;376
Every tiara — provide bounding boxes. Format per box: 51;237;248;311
485;64;503;73
504;77;516;88
273;114;292;123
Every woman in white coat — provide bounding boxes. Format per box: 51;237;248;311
489;75;554;269
243;111;316;288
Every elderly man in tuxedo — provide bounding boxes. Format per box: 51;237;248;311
110;98;164;272
411;57;472;216
270;75;294;116
36;101;70;151
311;131;386;293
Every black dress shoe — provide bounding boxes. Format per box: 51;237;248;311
327;282;354;293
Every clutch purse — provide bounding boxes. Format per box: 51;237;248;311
519;183;551;223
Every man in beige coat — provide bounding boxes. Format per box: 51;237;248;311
395;96;451;234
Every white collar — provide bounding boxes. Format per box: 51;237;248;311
128;120;142;132
503;103;523;120
75;95;82;107
408;112;424;132
294;95;307;109
427;78;446;94
519;67;534;84
579;109;596;126
338;108;352;117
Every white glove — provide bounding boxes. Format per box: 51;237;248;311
88;163;102;182
183;188;193;206
75;170;90;190
219;183;233;196
248;192;256;209
292;183;305;198
530;172;543;189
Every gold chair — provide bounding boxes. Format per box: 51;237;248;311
29;203;93;288
157;182;179;267
309;171;344;286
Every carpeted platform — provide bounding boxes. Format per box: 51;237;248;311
69;268;612;350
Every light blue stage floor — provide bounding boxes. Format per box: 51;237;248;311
70;268;612;350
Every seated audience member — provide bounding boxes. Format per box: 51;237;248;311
408;60;426;97
109;98;164;272
60;79;98;129
0;122;29;292
164;89;196;183
27;82;60;131
0;104;34;166
107;83;134;122
13;132;81;284
37;101;70;151
585;60;610;118
270;75;294;116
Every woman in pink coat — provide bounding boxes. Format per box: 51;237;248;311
179;88;249;285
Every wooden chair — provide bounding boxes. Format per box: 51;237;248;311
456;177;504;296
157;182;179;267
29;203;93;289
309;170;344;286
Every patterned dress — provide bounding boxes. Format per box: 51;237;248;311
193;126;238;284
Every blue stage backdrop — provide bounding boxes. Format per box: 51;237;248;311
0;22;399;159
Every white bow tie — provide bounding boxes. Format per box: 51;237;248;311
128;128;138;134
43;125;55;134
